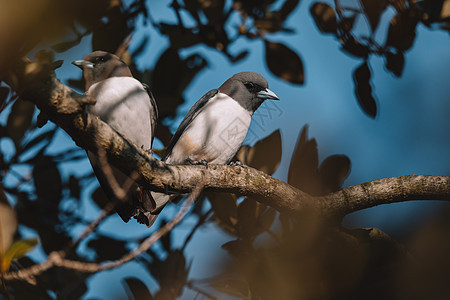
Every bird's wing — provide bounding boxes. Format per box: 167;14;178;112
163;89;219;161
142;83;158;147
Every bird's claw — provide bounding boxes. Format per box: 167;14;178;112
228;160;245;166
187;158;209;168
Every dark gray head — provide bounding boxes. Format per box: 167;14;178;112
219;71;279;114
72;51;132;90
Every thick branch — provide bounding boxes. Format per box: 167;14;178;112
11;60;450;218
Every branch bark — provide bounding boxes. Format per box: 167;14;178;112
9;59;450;218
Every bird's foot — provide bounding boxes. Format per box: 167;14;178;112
186;158;209;168
141;145;153;155
228;160;245;166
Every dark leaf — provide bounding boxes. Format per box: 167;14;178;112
318;155;351;193
257;206;276;232
153;250;188;292
265;40;304;84
288;126;322;194
221;239;254;259
6;98;35;149
360;0;388;32
51;38;81;53
123;277;153;300
341;14;358;32
19;129;55;154
341;37;369;58
353;62;378;118
237;130;282;175
280;0;301;19
87;235;128;261
160;219;172;252
385;51;405;77
0;86;10;105
33;156;62;205
237;198;257;239
92;18;131;53
132;35;150;57
207;193;238;228
230;50;249;63
68;175;81;199
310;2;338;34
385;10;419;51
211;277;250;298
91;186;110;211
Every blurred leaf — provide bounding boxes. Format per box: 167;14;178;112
353;62;377;118
211;277;251;298
20;129;55;154
385;51;405;77
91;186;110;211
265;40;304;84
310;2;338;34
318;155;351;193
0;190;17;255
132;34;150;57
123;277;153;300
152;250;188;296
257;206;276;232
51;38;81;53
222;239;254;259
87;235;128;261
237;130;282;175
237;198;257;239
0;86;10;105
341;14;358;32
6;98;35;149
229;50;249;63
341;37;369;58
33;156;62;205
386;10;419;51
92;17;131;53
360;0;388;32
1;238;38;272
207;193;238;228
288;126;321;194
280;0;301;19
68;175;81;199
160;219;172;252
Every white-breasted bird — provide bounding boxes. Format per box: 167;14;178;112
73;51;158;224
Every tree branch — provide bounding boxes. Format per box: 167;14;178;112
8;59;450;219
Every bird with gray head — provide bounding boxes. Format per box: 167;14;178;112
145;71;280;227
73;51;158;225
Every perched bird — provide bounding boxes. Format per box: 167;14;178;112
146;71;280;226
72;51;158;224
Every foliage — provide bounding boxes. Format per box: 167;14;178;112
0;0;449;299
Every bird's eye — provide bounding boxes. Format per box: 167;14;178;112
95;57;106;63
244;82;254;90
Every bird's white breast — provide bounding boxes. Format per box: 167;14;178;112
167;92;251;164
86;77;153;149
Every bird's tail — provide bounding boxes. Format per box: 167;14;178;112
133;190;171;227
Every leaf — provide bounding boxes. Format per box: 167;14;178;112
385;51;405;77
341;37;369;58
123;277;153;300
211;277;250;298
221;239;254;259
51;38;81;53
87;235;128;261
0;190;17;256
257;206;276;232
385;10;419;51
33;156;63;205
237;198;257;239
6;98;35;149
68;175;81;199
265;40;304;84
288;126;321;194
19;129;55;154
207;193;238;228
0;86;10;106
91;186;110;211
318;155;351;193
280;0;301;19
360;0;388;32
353;62;378;118
310;2;338;34
237;130;282;175
1;238;38;272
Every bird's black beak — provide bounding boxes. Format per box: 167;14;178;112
257;88;279;101
72;60;94;70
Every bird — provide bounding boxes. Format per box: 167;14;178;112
146;71;280;226
72;51;158;224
